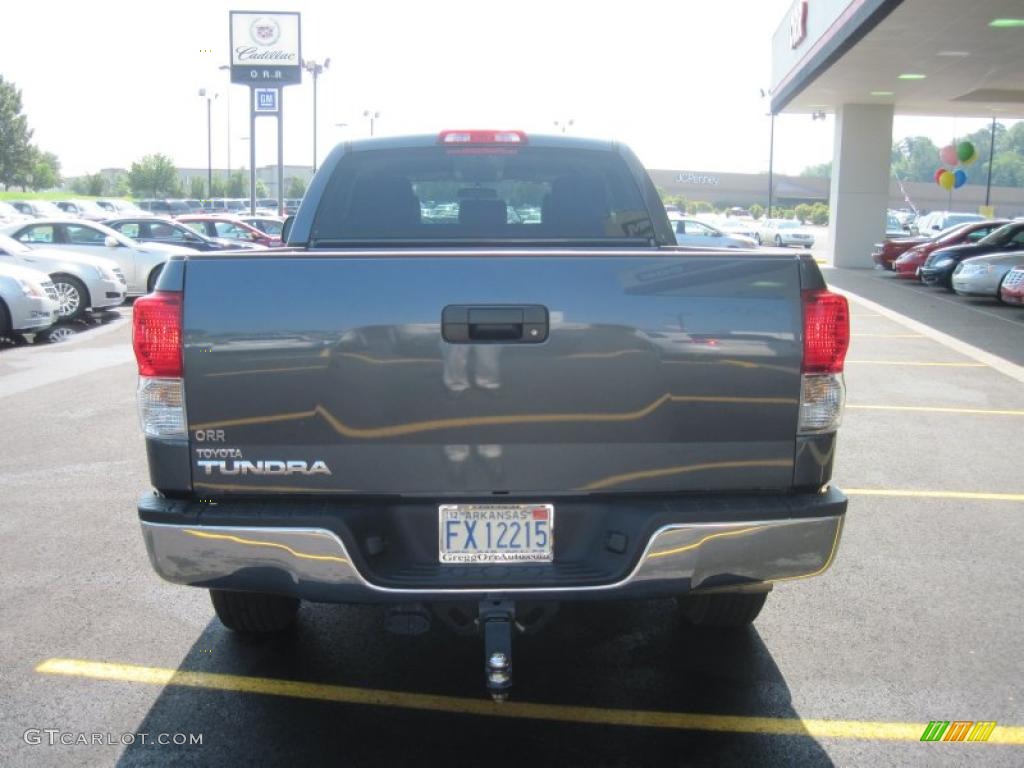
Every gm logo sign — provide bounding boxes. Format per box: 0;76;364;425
255;88;279;113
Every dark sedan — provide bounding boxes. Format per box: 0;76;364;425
103;217;260;252
920;220;1024;289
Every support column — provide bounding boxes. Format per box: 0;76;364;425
828;103;893;268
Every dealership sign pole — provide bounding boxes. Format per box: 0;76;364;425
229;11;301;214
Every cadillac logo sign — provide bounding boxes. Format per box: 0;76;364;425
249;17;281;46
230;11;301;85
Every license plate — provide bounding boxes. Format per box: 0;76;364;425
439;503;554;563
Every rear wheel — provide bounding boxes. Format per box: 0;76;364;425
678;591;768;628
209;589;299;634
774;235;783;247
0;299;10;338
51;275;89;321
147;263;165;293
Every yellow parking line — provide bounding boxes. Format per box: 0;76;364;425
34;658;1024;744
848;404;1024;417
844;489;1024;502
845;361;986;367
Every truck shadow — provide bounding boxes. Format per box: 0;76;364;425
118;599;835;767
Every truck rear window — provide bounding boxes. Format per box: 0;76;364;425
309;146;655;244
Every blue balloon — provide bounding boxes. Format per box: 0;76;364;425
953;169;967;189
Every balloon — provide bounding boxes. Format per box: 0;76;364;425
953;169;967;189
938;170;955;190
958;141;977;165
939;145;959;166
934;168;946;183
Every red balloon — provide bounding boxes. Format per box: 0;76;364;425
934;168;946;183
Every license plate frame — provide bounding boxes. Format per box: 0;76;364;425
438;503;554;564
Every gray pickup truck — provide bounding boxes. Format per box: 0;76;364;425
132;130;849;699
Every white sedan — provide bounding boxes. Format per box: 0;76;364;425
0;233;125;320
758;219;816;248
672;218;758;248
0;219;196;295
0;261;60;336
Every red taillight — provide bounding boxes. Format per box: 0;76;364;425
438;130;527;145
133;291;182;377
802;289;849;373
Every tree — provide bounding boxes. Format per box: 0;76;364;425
227;170;246;197
31;150;60;191
800;162;831;178
0;76;34;190
210;176;226;197
749;203;764;220
189;176;206;198
255;179;268;198
810;203;829;226
128;153;180;197
85;173;104;196
287;176;307;198
794;203;812;223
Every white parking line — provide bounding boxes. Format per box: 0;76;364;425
833;288;1024;385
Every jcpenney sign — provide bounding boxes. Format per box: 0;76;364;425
675;172;720;186
229;11;301;85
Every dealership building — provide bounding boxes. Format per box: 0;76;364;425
770;0;1024;266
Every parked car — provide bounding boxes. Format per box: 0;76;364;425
0;201;32;226
884;213;909;239
0;219;197;295
54;200;109;221
131;129;849;700
920;221;1024;289
873;234;930;269
95;199;151;217
0;233;125;320
136;199;193;217
283;198;303;215
178;214;281;246
913;210;985;235
716;218;758;240
104;217;265;252
999;266;1024;305
672;218;757;248
758;219;815;248
0;261;60;337
238;216;284;238
893;220;1010;280
951;251;1024;299
9;200;64;219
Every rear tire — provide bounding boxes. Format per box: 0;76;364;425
774;235;783;247
210;589;299;634
678;591;768;628
51;274;89;321
147;263;165;294
0;299;11;339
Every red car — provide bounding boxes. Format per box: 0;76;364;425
872;236;929;269
1001;267;1024;305
178;215;282;247
893;219;1008;280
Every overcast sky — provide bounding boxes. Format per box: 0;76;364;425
2;0;1018;178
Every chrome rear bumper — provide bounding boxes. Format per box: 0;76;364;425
140;511;844;601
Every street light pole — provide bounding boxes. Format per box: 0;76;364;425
767;112;775;219
218;65;232;179
199;89;217;198
364;110;380;137
985;116;997;208
302;58;330;174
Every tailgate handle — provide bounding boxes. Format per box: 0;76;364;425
442;305;548;343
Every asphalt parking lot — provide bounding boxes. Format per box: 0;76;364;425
1;273;1022;767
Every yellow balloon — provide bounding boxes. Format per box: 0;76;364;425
938;170;955;190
